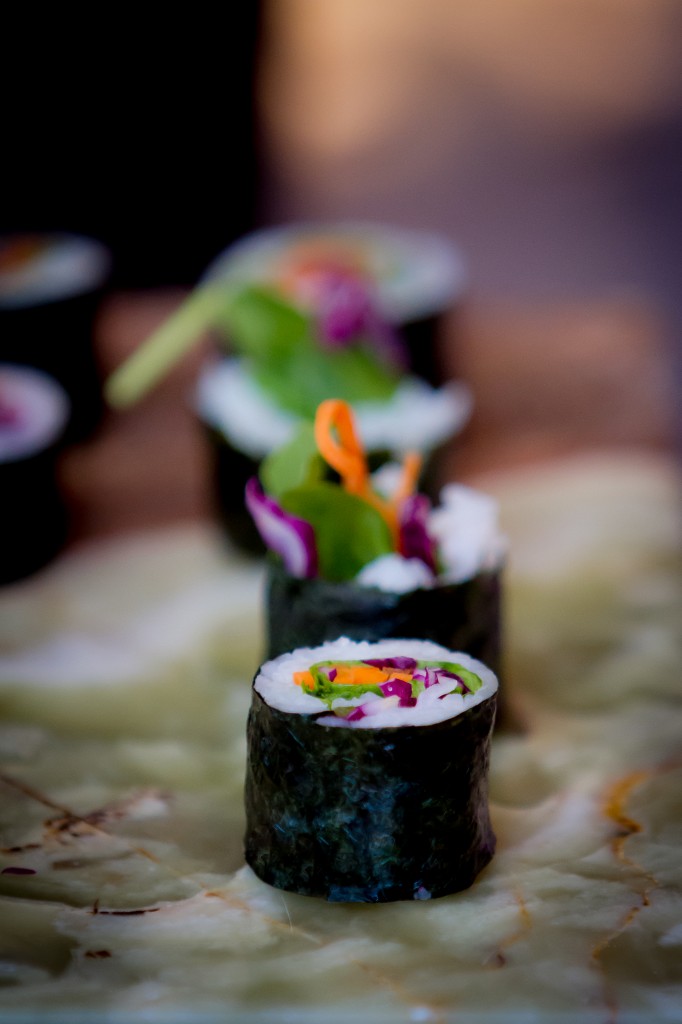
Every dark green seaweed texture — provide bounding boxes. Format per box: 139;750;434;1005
266;559;503;678
244;688;497;902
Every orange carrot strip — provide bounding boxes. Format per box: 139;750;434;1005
314;399;367;494
293;671;315;690
385;670;414;682
332;665;389;685
326;664;416;686
392;451;422;506
314;399;400;542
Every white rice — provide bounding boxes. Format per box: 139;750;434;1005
196;357;472;460
355;554;435;593
253;637;498;729
430;484;507;583
354;483;507;593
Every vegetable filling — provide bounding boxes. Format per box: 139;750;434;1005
294;657;482;719
245;398;437;582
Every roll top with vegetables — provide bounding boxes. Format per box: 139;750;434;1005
246;397;504;585
246;399;506;686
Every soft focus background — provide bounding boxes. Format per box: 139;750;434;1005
260;0;682;303
255;0;682;467
3;0;681;541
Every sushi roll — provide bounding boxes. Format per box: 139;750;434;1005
0;233;112;439
246;399;506;688
0;363;70;583
245;637;497;902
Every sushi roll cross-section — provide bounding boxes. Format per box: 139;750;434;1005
245;638;498;902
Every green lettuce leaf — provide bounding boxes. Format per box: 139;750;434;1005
213;284;400;419
438;663;483;694
253;340;399;419
213;285;310;362
280;482;393;582
260;424;323;499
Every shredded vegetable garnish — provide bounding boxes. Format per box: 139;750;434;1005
246;398;443;582
294;657;482;715
242;399;456;585
313;398;421;545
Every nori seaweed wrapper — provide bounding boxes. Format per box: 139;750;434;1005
1;443;69;584
245;667;496;902
266;558;503;677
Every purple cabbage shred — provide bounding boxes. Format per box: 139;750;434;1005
297;265;407;367
399;494;438;574
244;478;318;578
362;657;417;672
379;679;413;701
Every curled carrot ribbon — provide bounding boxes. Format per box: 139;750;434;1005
314;399;421;544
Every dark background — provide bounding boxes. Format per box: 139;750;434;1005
1;12;265;288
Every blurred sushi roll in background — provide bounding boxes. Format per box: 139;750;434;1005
246;398;512;723
0;233;112;440
203;221;468;385
0;364;70;584
245;637;498;902
106;223;472;554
